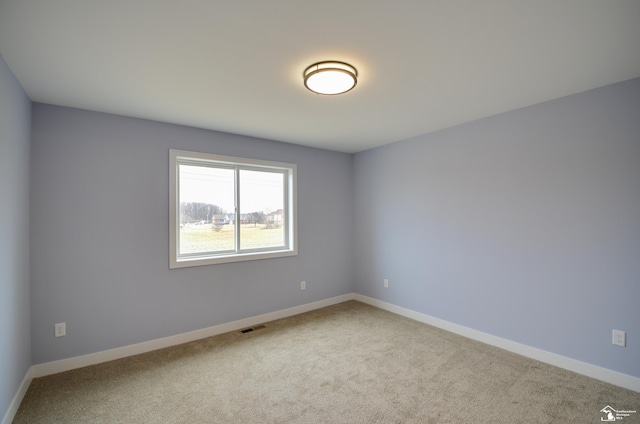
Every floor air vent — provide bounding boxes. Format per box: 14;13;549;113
240;324;266;334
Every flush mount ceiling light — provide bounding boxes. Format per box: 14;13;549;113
303;61;358;95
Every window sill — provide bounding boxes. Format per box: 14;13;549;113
170;248;298;269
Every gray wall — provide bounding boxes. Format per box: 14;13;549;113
30;104;354;364
354;78;640;378
0;55;31;419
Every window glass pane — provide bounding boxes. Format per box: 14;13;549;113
239;169;285;249
178;164;235;255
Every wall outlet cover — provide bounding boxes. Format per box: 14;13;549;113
55;322;66;338
612;329;626;347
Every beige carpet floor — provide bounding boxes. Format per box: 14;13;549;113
14;301;639;423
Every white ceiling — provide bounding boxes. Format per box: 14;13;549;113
1;1;639;153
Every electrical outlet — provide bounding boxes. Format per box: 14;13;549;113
383;279;389;288
55;322;66;338
612;329;626;347
300;281;306;290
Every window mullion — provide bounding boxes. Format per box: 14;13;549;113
234;166;241;253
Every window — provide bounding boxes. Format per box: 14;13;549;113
170;149;297;268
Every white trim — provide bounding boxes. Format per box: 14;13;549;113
32;293;355;378
354;294;640;393
2;367;33;424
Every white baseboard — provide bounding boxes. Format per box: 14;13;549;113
354;294;640;393
33;293;355;378
1;367;33;424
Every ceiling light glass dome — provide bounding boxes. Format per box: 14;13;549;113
303;61;358;95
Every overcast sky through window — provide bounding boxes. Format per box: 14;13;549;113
179;165;283;214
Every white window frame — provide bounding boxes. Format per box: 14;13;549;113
170;149;297;268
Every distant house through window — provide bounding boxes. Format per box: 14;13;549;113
169;149;297;268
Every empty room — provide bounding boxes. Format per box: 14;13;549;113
1;1;639;423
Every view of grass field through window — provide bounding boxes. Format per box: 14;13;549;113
179;223;285;255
